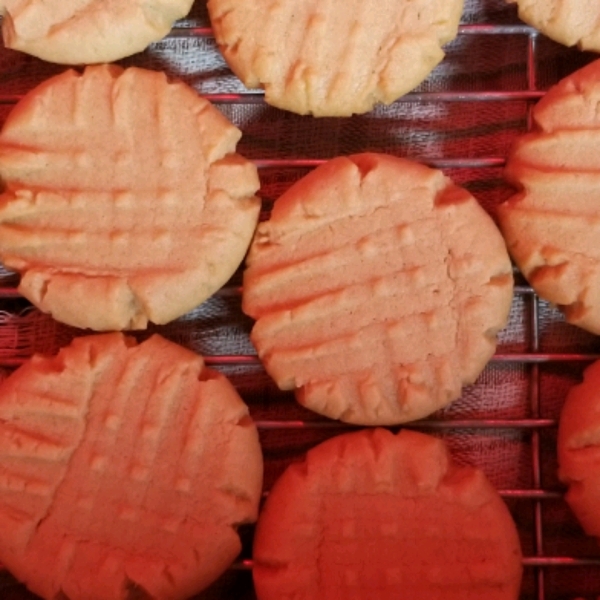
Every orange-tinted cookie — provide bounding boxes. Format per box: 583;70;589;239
0;0;194;64
254;428;523;600
499;59;600;334
208;0;464;116
508;0;600;50
0;333;263;600
0;65;260;330
558;360;600;540
243;154;513;425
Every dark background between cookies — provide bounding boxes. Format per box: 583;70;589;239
0;0;599;598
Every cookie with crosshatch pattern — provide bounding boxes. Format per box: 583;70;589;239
0;0;194;64
0;332;263;600
499;59;600;334
253;428;523;600
0;64;260;331
242;153;514;425
508;0;600;50
207;0;464;116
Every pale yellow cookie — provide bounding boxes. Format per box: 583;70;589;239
207;0;464;116
508;0;600;50
0;0;194;64
558;360;600;540
499;59;600;334
0;332;263;600
0;64;261;331
243;154;513;425
253;428;523;600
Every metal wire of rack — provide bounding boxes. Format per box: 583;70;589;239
0;5;600;600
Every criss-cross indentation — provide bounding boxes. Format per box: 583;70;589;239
0;334;262;600
244;155;513;425
208;0;463;116
253;429;523;600
500;60;600;334
0;65;260;330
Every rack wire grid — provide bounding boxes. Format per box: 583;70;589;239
1;1;600;599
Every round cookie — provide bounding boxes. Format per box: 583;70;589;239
507;0;600;51
207;0;464;116
0;0;194;64
253;428;523;600
558;360;600;540
498;59;600;334
243;153;513;425
0;332;263;600
0;64;261;331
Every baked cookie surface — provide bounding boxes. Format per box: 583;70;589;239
208;0;464;116
253;428;523;600
0;0;194;64
243;153;513;425
558;360;600;541
0;333;263;600
508;0;600;50
0;64;261;331
499;59;600;334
